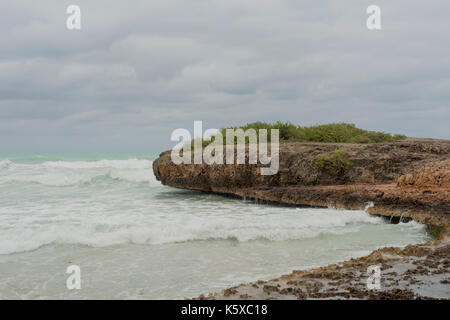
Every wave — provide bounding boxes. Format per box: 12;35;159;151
0;160;12;169
1;171;158;186
42;159;153;169
0;157;431;256
0;208;428;255
0;159;159;186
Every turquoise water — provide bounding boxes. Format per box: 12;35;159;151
0;153;431;299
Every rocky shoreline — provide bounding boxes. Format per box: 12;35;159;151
153;138;450;299
195;238;449;300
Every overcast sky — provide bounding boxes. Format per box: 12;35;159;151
0;0;449;152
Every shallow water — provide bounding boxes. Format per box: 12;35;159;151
0;154;431;299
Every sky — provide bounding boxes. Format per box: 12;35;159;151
0;0;449;152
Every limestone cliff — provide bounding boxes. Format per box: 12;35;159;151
153;138;450;233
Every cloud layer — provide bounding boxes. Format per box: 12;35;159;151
1;0;449;152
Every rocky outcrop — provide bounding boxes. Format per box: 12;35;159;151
153;137;450;300
154;139;450;189
153;138;450;233
195;238;450;300
153;139;450;191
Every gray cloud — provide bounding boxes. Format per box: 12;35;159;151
0;0;449;152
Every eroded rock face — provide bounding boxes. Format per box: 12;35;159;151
153;138;450;232
153;139;450;190
398;160;450;189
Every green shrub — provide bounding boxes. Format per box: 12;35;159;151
350;135;371;144
393;134;407;140
185;122;407;148
220;122;407;144
315;150;353;176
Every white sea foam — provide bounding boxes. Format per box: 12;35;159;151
0;159;157;186
42;159;153;169
0;160;12;169
0;204;427;255
0;159;428;254
0;155;432;299
0;158;429;255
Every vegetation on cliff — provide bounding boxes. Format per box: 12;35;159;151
315;150;354;176
220;122;406;144
183;123;406;149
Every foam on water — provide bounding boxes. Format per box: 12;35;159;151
0;160;12;169
42;159;153;169
0;205;422;255
0;159;157;186
0;154;432;299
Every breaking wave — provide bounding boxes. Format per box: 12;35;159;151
0;160;12;169
0;159;158;186
0;206;428;255
0;156;430;256
42;159;153;169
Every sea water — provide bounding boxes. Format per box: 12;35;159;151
0;153;431;299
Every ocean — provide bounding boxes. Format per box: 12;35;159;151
0;153;431;299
